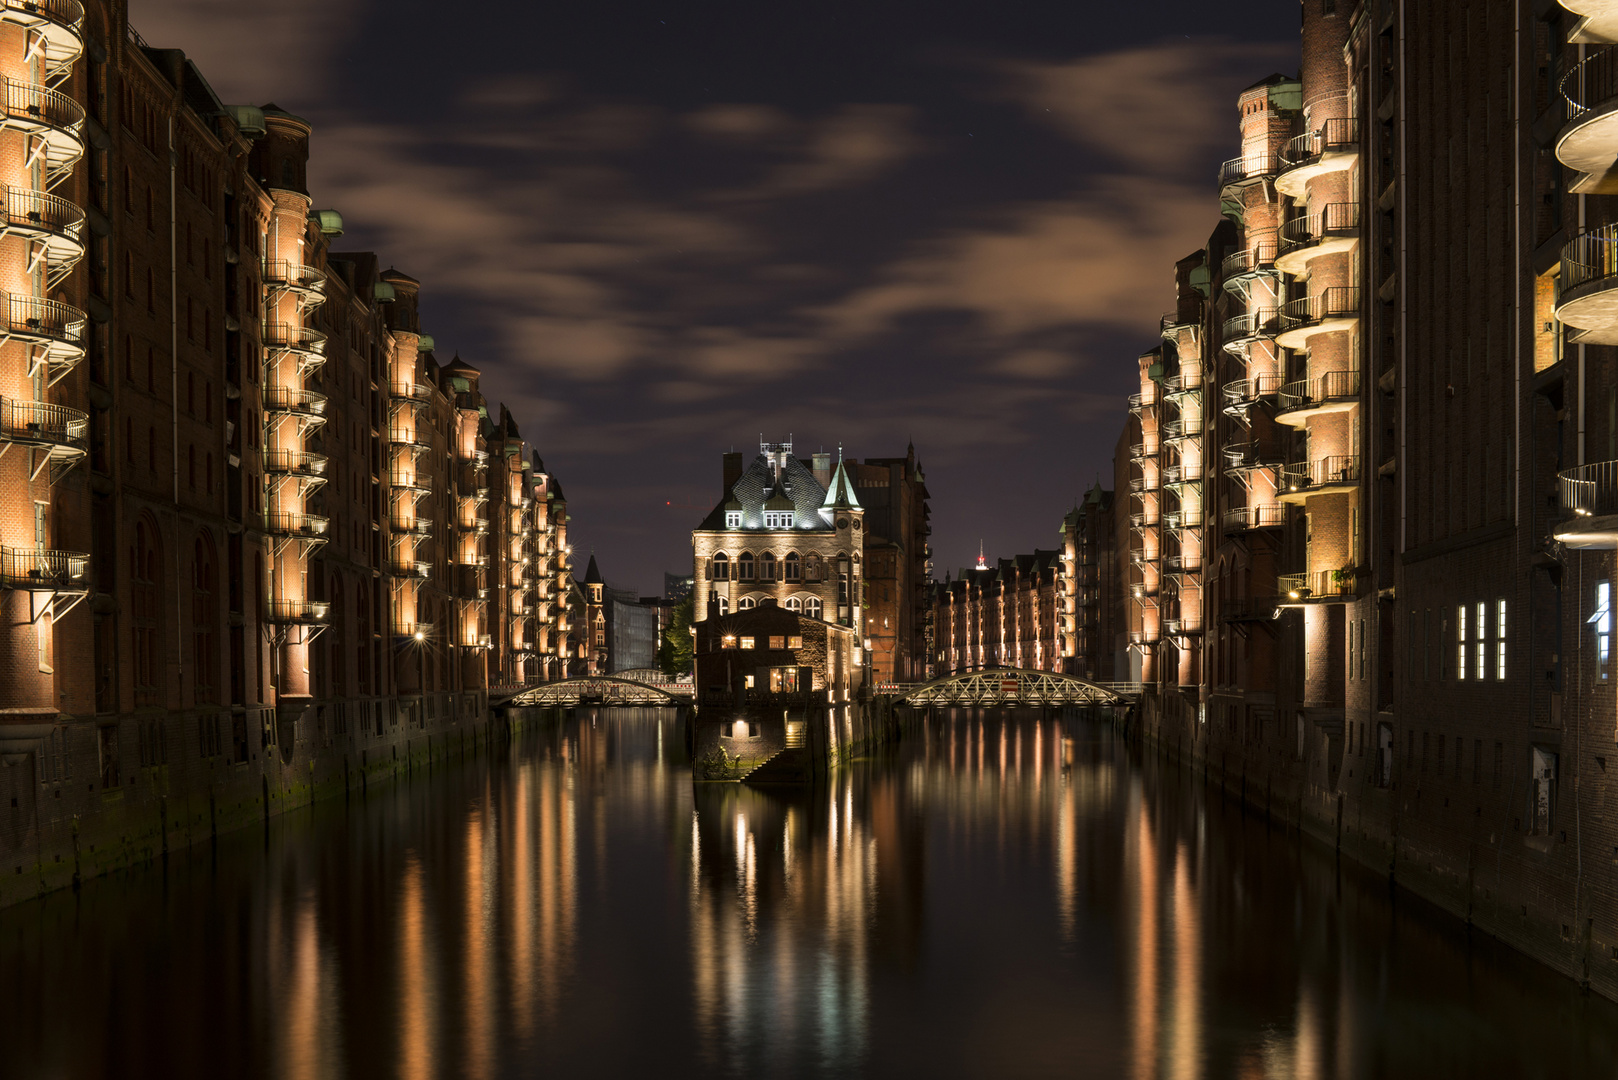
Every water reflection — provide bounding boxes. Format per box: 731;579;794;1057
1;707;1617;1079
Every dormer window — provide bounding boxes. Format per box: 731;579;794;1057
763;511;792;528
725;510;742;528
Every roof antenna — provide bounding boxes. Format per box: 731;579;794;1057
975;542;988;572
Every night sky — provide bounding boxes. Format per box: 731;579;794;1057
141;0;1299;595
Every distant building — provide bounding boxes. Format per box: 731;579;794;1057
932;549;1065;675
1060;483;1120;681
579;555;659;674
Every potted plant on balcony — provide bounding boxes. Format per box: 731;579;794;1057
1331;565;1356;594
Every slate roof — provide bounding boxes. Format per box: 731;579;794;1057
696;453;833;531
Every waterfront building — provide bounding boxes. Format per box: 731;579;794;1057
0;0;575;904
931;548;1065;676
692;439;930;683
1081;0;1618;1001
1059;483;1120;681
578;553;659;674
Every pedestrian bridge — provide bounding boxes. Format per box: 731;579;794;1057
503;675;693;708
891;668;1139;708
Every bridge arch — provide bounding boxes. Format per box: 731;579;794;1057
895;668;1135;707
505;676;684;708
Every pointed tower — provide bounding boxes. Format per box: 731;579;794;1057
820;451;865;630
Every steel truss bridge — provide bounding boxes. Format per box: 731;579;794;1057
503;675;693;708
893;668;1139;708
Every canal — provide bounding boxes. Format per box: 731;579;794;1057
3;707;1617;1078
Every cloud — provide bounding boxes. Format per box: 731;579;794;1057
125;0;361;102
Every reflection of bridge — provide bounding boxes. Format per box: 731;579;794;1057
504;674;694;708
892;668;1139;708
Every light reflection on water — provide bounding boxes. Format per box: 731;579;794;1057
2;706;1617;1079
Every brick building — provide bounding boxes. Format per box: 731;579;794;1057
1058;482;1120;682
931;546;1065;676
1079;0;1618;1002
0;0;574;904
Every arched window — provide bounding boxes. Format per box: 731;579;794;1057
737;551;755;581
784;552;801;581
710;552;729;581
718;596;729;616
804;553;822;582
805;597;823;620
785;597;802;612
760;552;776;582
738;596;756;610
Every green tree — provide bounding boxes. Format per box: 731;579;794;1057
658;591;695;677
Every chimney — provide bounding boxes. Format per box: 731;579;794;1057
812;452;831;489
722;451;743;494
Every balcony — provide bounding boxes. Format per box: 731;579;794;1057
1162;508;1204;530
1222;442;1281;474
263;449;328;478
1275;116;1360;198
388;425;432;451
1161;419;1199;444
0;77;81;181
1164;554;1203;577
261;259;326;301
263;322;327;363
1129;438;1160;461
1162;462;1204;486
1275;369;1361;427
0;395;85;461
1161;369;1202;397
1220;374;1283;416
2;187;83;284
1127;390;1157;413
459;516;490;536
390;515;433;537
397;621;435;640
1278;455;1360;503
1217;151;1282;191
1128;510;1160;529
1220;233;1280;290
1221;503;1286;533
1558;47;1618;193
1;2;82;80
389;558;431;579
1561;1;1618;45
1276;203;1360;274
1556;459;1618;548
1160;308;1201;341
1128;629;1160;646
0;545;86;590
1128;472;1161;494
1220;598;1279;622
391;380;432;403
389;468;431;495
266;599;330;624
1278;570;1356;605
264;511;330;539
2;293;84;367
1220;308;1281;355
1128;550;1158;566
1555;226;1618;344
1129;580;1159;599
1163;617;1204;636
263;385;327;416
1275;287;1360;349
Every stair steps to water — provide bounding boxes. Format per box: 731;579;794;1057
742;747;812;785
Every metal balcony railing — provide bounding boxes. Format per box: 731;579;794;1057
398;622;435;639
1280;287;1360;333
266;599;330;624
1161;368;1203;394
1220;374;1284;409
1561;225;1618;297
262;322;327;354
389;468;431;493
261;259;325;294
1164;555;1203;574
1222;442;1280;472
1217;151;1282;188
0;76;83;134
388;425;432;449
1278;570;1355;601
1222;504;1286;532
1281;455;1361;492
1221;308;1281;343
3;186;81;240
391;381;432;402
1162;462;1204;484
1129;511;1160;529
1128;390;1157;411
390;515;432;535
389;558;430;579
3;0;84;30
1280;203;1361;250
0;545;87;589
263;511;329;538
1160;308;1202;336
1130;439;1160;460
1561;46;1618;124
1277;369;1361;415
1220;233;1280;279
263;449;327;476
4;293;83;346
1129;473;1161;493
263;386;327;414
1282;116;1360;167
1560;459;1618;519
0;395;85;447
1163;508;1205;529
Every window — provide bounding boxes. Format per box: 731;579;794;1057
1595;582;1611;681
1531;747;1557;835
1475;601;1487;680
718;597;728;616
1456;604;1467;680
764;511;792;528
738;552;755;580
784;552;801;581
806;597;823;620
1496;599;1507;680
725;510;742;529
770;667;800;693
760;552;776;581
740;636;755;649
804;554;822;582
785;597;802;612
738;596;756;610
788;635;803;649
710;552;729;581
769;636;785;649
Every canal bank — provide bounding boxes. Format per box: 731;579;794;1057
0;691;564;911
1122;693;1618;1004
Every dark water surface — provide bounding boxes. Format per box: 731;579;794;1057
4;708;1617;1079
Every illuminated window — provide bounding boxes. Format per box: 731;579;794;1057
1456;604;1467;680
768;636;786;649
710;552;729;580
1496;599;1507;680
760;552;776;581
738;596;756;610
1595;582;1611;681
738;552;755;580
1475;602;1486;680
770;667;801;693
788;635;803;649
785;597;802;612
740;636;755;649
718;596;729;616
784;552;801;581
806;597;823;620
725;511;742;528
764;511;792;528
722;634;737;649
